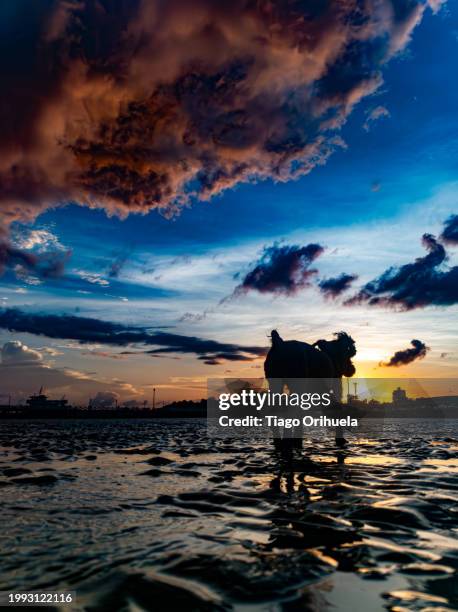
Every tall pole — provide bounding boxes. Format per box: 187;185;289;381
153;387;156;410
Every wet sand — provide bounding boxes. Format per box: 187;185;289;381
0;419;457;611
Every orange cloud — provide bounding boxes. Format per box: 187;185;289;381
0;0;437;231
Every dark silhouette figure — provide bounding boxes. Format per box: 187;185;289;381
265;329;356;380
264;329;356;452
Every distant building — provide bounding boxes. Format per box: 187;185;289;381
26;389;68;410
392;387;408;405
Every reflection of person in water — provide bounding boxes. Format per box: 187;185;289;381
264;329;356;452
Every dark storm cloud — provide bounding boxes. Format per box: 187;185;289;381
440;215;458;245
0;308;265;363
381;339;430;367
318;273;358;298
0;0;439;233
234;243;324;296
346;234;458;309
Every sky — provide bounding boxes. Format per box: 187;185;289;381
0;0;457;405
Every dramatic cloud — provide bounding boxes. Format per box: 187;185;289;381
1;340;42;365
363;105;391;131
318;273;358;298
0;0;438;232
0;239;71;282
346;233;458;309
235;243;324;296
440;215;458;245
0;308;264;363
12;228;66;253
380;339;430;367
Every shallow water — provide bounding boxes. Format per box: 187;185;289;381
0;419;457;611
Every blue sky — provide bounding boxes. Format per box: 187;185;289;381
1;1;457;403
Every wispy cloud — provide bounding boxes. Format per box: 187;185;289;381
363;106;391;131
0;308;265;364
74;270;110;287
